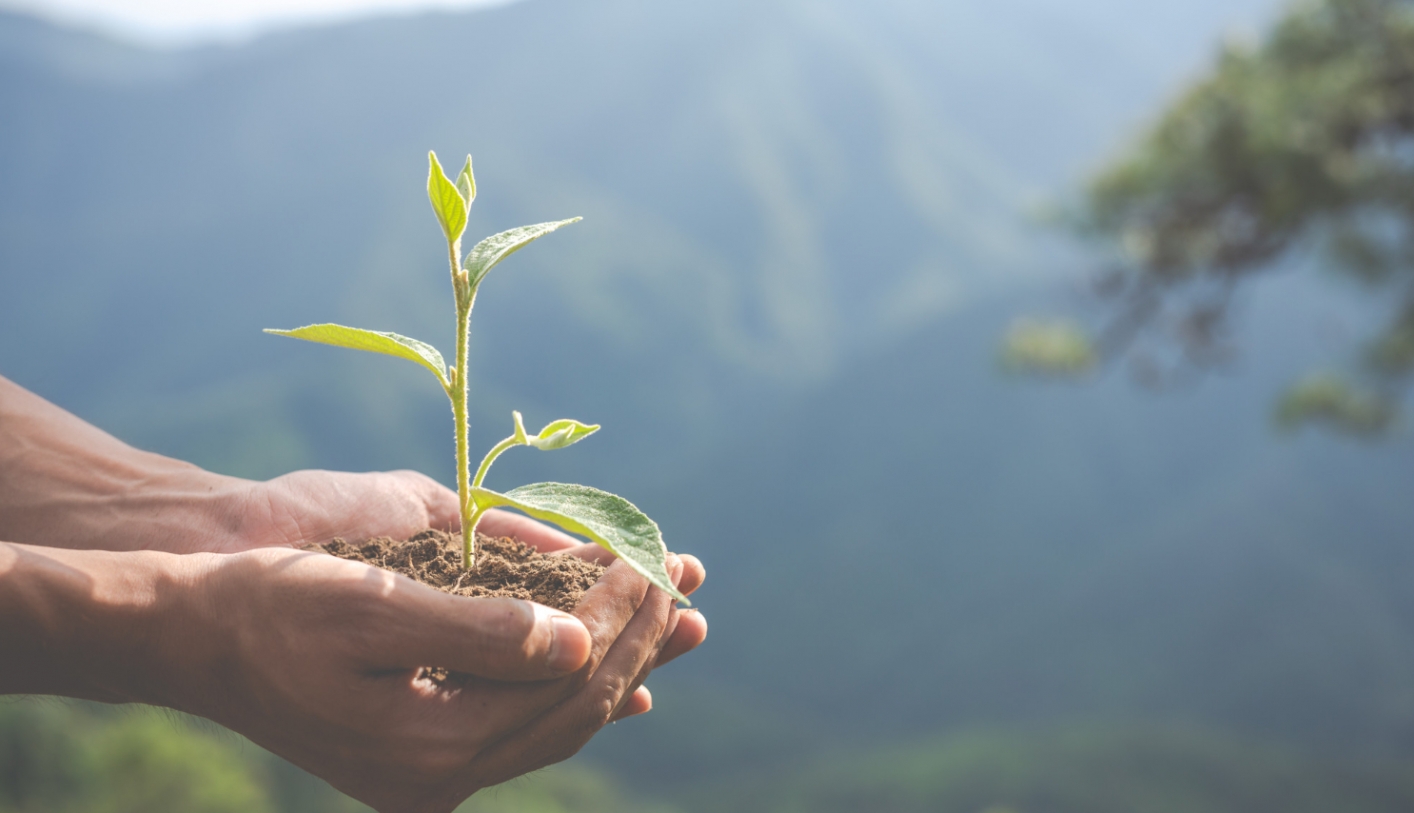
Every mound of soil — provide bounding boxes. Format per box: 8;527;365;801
318;529;605;613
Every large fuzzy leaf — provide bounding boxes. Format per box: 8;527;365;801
264;324;448;388
471;482;685;603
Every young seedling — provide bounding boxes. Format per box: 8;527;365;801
265;151;685;603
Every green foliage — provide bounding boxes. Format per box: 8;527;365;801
262;324;449;389
1368;302;1414;374
1074;0;1414;431
0;700;673;813
1275;372;1397;435
455;767;682;813
516;412;600;451
999;318;1096;377
0;701;273;813
76;714;273;813
455;155;476;211
1084;0;1414;275
470;483;684;603
267;152;678;596
463;219;582;288
427;151;469;245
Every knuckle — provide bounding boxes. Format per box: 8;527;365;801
577;683;621;735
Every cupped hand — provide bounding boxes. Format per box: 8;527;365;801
216;468;461;553
170;545;685;813
234;473;709;676
477;509;708;683
223;474;709;696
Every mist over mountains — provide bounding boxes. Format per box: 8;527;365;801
5;0;1413;803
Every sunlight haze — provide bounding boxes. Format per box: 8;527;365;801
0;0;514;43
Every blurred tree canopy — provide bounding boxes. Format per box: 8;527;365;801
1053;0;1414;433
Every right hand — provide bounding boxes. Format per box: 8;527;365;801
165;546;688;813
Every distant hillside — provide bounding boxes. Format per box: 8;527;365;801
0;0;1280;483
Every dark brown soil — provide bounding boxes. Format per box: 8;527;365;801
317;529;605;613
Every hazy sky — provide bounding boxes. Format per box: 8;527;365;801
0;0;513;43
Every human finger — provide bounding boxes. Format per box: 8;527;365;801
560;547;705;590
612;686;652;721
655;608;707;667
551;573;678;739
549;547;705;591
480;509;708;601
414;555;661;744
602;560;685;716
554;557;681;723
675;554;704;596
557;542;618;565
469;569;678;781
570;558;653;674
364;581;592;681
474;510;581;552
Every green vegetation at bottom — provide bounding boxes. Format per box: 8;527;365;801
0;699;674;813
0;699;274;813
457;768;681;813
688;724;1414;813
8;699;1414;813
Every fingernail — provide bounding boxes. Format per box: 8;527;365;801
547;614;589;672
668;554;684;587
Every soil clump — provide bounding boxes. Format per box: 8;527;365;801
317;529;605;613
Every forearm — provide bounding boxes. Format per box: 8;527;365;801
0;375;249;552
0;375;463;555
0;540;204;706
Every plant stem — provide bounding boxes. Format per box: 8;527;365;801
472;434;518;491
455;290;477;569
448;232;478;569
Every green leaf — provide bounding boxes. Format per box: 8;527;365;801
427;151;468;244
464;218;581;287
264;324;448;388
455;154;476;206
471;482;686;603
527;417;600;450
511;410;599;450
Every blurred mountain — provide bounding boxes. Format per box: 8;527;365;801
616;275;1414;761
0;0;1279;480
8;0;1414;803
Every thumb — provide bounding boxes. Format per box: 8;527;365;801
372;591;591;681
